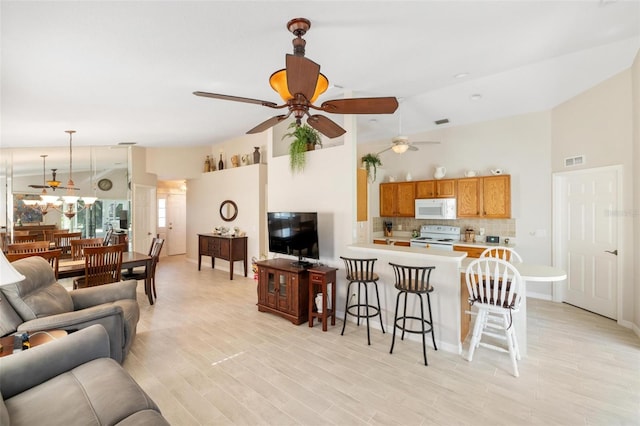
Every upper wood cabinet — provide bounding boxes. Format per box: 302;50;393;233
380;182;415;217
357;168;368;222
415;179;456;198
457;175;511;218
482;175;511;218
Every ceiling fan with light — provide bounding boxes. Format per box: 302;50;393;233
27;154;77;192
194;17;399;138
376;113;440;154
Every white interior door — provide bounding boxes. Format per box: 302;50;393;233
554;167;620;319
166;193;186;255
133;184;156;254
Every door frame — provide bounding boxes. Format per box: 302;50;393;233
552;165;624;322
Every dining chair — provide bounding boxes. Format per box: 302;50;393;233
102;228;113;246
122;237;164;300
73;244;125;289
13;234;41;243
480;247;523;263
465;257;523;377
70;238;104;260
7;241;51;254
7;249;62;279
53;231;82;256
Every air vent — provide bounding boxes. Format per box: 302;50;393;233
434;118;449;125
564;155;585;167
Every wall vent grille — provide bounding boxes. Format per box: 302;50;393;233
564;155;585;167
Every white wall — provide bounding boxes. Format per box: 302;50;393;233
186;164;267;273
633;51;640;334
551;69;635;324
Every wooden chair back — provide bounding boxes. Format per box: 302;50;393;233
70;238;104;260
76;244;125;288
7;241;51;254
13;230;31;236
7;249;62;279
13;234;43;243
53;231;82;255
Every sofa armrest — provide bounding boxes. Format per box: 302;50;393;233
0;324;110;399
70;280;138;309
16;304;124;332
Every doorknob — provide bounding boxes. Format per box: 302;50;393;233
604;249;618;255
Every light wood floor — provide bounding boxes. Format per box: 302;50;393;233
123;255;640;426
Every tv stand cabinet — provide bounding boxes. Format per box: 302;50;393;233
256;259;310;325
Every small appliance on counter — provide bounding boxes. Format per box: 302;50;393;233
384;221;393;237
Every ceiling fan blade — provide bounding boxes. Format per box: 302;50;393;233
286;54;321;101
376;146;393;155
193;91;279;108
407;145;419;151
307;115;346;138
413;141;441;145
58;186;80;191
320;97;399;114
28;184;49;189
247;115;289;134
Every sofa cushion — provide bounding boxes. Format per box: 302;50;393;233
115;410;171;425
0;298;22;336
0;395;9;426
1;257;73;320
5;357;162;426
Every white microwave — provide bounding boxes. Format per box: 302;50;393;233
415;198;457;220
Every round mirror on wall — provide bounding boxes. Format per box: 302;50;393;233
220;200;238;222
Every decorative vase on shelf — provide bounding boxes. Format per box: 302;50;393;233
218;153;224;170
253;147;261;164
204;155;211;173
434;166;446;180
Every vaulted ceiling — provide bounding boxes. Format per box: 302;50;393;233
2;0;639;154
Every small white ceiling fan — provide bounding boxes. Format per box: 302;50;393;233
376;105;440;154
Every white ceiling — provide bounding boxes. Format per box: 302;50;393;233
2;0;639;157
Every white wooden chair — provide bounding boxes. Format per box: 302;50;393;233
465;257;523;377
480;246;522;263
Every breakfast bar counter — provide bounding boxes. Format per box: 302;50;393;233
346;243;566;358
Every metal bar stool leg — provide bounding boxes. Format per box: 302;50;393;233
341;281;354;336
390;291;402;355
418;294;428;366
363;281;371;345
426;292;437;351
401;290;408;340
373;281;385;334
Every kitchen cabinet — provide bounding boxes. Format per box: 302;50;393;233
457;175;511;218
357;168;367;222
415;179;456;198
380;182;415;217
453;245;486;258
257;259;310;325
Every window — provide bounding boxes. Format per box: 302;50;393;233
158;198;166;228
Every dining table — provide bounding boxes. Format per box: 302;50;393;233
58;251;155;305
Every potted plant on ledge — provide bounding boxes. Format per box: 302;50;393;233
361;152;382;183
283;122;322;173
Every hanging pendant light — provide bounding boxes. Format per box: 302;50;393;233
55;130;97;218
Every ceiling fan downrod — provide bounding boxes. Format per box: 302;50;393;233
287;18;310;57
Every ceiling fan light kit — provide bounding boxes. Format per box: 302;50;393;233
194;17;398;140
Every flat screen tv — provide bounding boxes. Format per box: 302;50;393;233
267;212;319;267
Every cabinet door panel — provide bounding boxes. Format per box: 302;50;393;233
415;181;435;198
379;183;396;217
457;178;482;217
265;269;277;308
278;273;291;313
436;179;456;198
396;182;415;216
483;175;511;218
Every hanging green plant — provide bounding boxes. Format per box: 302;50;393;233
361;152;382;183
282;122;322;173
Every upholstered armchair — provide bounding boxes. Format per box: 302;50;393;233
0;256;139;363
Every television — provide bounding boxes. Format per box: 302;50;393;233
267;212;319;267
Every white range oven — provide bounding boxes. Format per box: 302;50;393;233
410;225;461;251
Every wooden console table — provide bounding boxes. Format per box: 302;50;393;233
198;234;248;280
256;258;310;325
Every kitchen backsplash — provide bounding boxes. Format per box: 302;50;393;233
372;217;516;238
